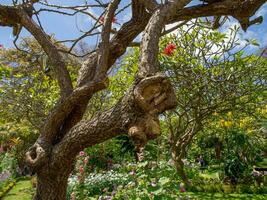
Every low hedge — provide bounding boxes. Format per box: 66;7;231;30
0;180;16;199
189;183;267;194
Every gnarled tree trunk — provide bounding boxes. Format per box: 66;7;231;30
0;0;265;199
34;168;72;200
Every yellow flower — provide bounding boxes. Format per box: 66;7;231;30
247;129;253;134
213;112;218;116
224;121;233;128
227;112;232;117
219;119;225;127
256;108;261;113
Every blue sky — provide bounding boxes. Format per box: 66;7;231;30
0;0;267;52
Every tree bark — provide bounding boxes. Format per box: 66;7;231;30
215;142;222;160
174;159;191;187
171;136;191;187
33;167;72;200
171;122;201;187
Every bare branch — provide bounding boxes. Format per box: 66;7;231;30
96;0;121;78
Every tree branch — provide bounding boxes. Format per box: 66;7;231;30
37;0;151;145
168;0;267;31
138;0;191;77
96;0;121;78
17;7;73;98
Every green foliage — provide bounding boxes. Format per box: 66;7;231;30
68;160;267;199
0;38;80;172
224;155;247;183
0;152;17;175
68;161;183;199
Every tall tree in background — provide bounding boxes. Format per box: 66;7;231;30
0;0;266;199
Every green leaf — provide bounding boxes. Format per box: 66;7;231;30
158;177;170;185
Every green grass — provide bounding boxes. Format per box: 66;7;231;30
180;192;267;200
2;179;266;200
3;180;33;200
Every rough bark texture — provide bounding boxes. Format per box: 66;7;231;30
0;0;266;199
33;169;71;200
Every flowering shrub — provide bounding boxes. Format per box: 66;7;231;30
68;170;132;199
67;158;267;199
67;160;187;199
0;152;18;175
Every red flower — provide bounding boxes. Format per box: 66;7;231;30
0;44;3;48
163;43;177;56
180;187;186;193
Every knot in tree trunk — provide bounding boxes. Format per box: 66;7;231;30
25;143;48;170
129;74;177;161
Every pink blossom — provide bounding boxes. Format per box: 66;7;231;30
79;166;84;174
111;17;117;23
79;151;85;156
0;44;3;49
100;16;105;23
129;170;136;175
